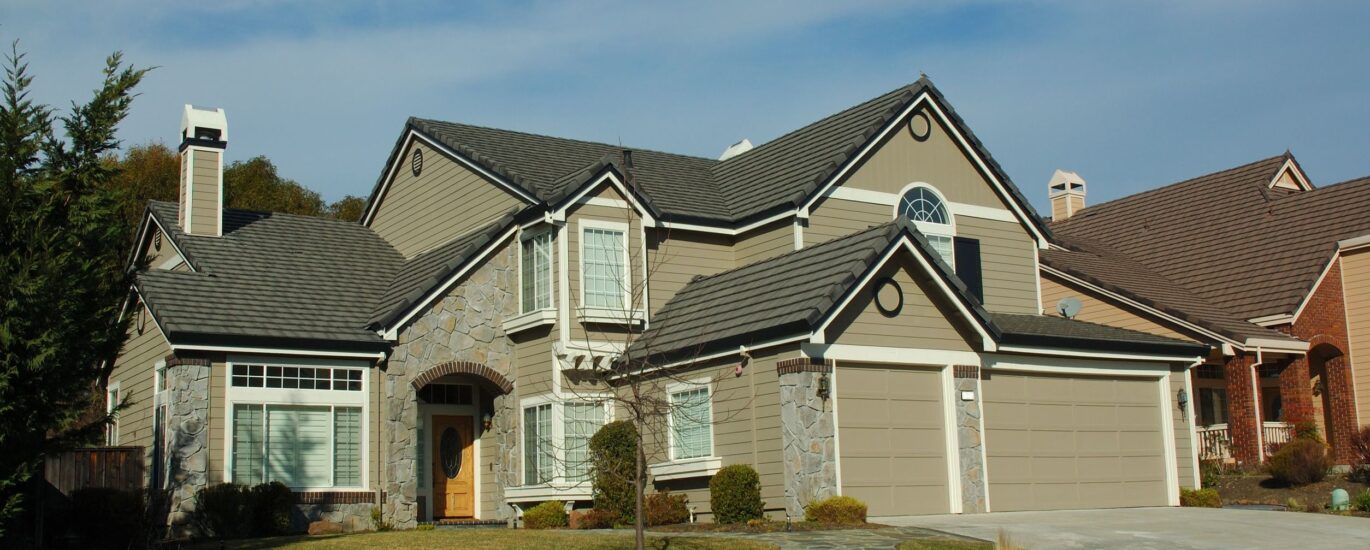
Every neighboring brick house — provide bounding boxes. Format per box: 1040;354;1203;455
1042;155;1370;465
108;81;1212;533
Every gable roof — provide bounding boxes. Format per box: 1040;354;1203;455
367;212;516;328
136;201;404;351
1051;154;1370;321
631;220;1203;363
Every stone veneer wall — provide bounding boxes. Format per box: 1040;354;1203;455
777;359;837;517
382;243;519;527
953;366;986;513
164;359;210;534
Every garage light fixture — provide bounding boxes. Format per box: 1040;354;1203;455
817;374;830;400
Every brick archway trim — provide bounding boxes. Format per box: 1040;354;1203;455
411;361;513;394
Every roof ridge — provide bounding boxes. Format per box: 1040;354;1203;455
714;81;919;167
410;117;718;163
1063;153;1289;219
149;199;372;230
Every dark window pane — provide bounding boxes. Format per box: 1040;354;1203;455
266;378;281;389
232;376;246;387
267;366;281;377
233;364;246;376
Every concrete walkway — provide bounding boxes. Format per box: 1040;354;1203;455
879;507;1370;549
659;526;983;549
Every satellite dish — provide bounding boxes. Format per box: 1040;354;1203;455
1057;297;1083;319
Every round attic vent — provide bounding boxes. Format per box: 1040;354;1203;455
874;277;903;317
411;148;424;177
908;111;932;142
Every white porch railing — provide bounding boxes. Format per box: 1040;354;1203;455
1197;424;1231;461
1264;422;1293;454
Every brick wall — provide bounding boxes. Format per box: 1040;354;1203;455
1224;354;1262;465
1277;259;1358;464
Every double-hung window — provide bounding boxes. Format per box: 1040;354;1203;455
522;403;553;484
521;399;608;485
228;361;367;489
669;386;713;460
521;230;553;313
582;223;627;310
563;402;605;482
105;383;121;446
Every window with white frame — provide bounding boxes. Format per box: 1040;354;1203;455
669;386;713;460
228;360;367;489
582;224;627;309
523;403;553;484
520;230;553;313
152;364;168;488
564;402;605;482
105;383;121;445
897;184;955;266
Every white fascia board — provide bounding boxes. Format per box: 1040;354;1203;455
362;130;539;226
1338;233;1370;251
802;343;980;366
174;343;386;361
1040;265;1238;348
626;333;808;374
555;172;657;227
992;345;1201;366
656;210;797;237
382;226;519;338
1243;338;1309;353
1289;253;1340;325
812;238;997;352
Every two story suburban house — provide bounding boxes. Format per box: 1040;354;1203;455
109;79;1208;531
1038;157;1370;466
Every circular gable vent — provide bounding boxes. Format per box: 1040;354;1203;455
411;148;424;177
908;111;932;142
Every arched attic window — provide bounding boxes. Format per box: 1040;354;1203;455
896;183;955;266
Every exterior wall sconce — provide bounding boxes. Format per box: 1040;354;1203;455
816;374;831;400
1177;388;1189;415
482;412;493;431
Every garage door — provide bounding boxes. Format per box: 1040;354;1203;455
837;363;950;516
983;371;1169;511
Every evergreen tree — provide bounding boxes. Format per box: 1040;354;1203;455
0;43;147;539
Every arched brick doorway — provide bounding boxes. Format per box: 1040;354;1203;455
408;361;515;522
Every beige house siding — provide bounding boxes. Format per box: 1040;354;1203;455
1170;369;1198;489
108;304;171;451
513;327;557;398
369;141;526;258
825;257;976;351
480;396;499;518
1343;248;1370;426
805;197;886;248
566;186;644;343
735;219;794;266
646;229;734;317
1040;275;1196;342
207;358;226;484
189;150;220;236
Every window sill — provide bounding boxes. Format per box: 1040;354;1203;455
577;307;645;326
504;309;557;334
504;482;594;502
649;456;721;481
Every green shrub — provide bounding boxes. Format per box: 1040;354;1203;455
1267;438;1332;486
709;464;764;524
804;495;867;524
644;490;690;526
1353;490;1370;512
569;508;619;529
523;501;568;529
249;481;294;535
416;523;436;531
1352;426;1370;480
1179;488;1222;508
1199;459;1223;489
371;505;393;531
591;420;639;522
1293;420;1323;443
71;487;167;548
192;483;251;538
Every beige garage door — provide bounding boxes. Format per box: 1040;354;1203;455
837;363;950;516
983;371;1169;512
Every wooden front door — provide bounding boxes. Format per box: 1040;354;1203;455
431;415;475;518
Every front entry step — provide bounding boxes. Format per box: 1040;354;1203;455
430;518;506;529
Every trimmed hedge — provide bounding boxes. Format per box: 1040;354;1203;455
591;421;639;522
804;495;867;524
1267;438;1332;486
709;464;764;524
1179;488;1222;508
192;482;298;538
645;490;690;526
569;509;619;529
523;501;568;529
249;481;294;536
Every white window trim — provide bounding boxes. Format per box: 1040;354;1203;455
518;227;555;316
223;356;370;491
106;381;121;445
893;182;956;267
664;378;716;464
505;308;558;334
577;219;636;322
518;394;612;487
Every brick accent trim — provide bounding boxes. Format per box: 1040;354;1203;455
163;354;210;367
294;491;376;505
776;357;833;375
953;365;980;379
411;361;513;394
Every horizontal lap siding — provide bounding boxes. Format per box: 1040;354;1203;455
370;142;524;257
514;328;556;398
109;306;171;482
735;220;793;266
190;150;219;235
1344;250;1370;426
1039;276;1194;342
827;258;975;351
209;361;226;483
1170;370;1197;489
805;198;885;248
647;230;734;317
956;217;1037;314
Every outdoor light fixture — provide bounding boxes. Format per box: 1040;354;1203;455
482;412;493;431
816;374;831;400
1177;388;1189;414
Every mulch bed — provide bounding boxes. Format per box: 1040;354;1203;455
650;521;890;533
1213;473;1370;511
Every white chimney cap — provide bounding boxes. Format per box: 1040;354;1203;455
1048;169;1085;197
181;104;227;143
718;138;753;161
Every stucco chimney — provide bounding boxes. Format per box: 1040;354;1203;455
178;105;227;237
1048;169;1086;221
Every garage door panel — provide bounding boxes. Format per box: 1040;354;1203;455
838;363;950;517
985;371;1168;512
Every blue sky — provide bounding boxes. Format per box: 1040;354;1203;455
6;1;1369;212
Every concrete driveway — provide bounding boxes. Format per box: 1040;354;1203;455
879;507;1370;549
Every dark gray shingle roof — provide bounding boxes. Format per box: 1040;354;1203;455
993;312;1209;356
367;213;516;327
138;202;403;350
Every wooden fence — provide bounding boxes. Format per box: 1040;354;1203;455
44;446;144;497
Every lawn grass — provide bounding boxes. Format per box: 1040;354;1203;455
896;539;994;550
191;529;778;550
